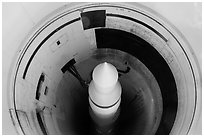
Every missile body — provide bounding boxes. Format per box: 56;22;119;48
88;62;122;133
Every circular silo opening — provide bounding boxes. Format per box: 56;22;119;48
7;3;201;135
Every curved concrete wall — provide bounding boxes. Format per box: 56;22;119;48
2;2;201;134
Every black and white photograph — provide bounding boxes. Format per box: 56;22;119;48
2;1;202;135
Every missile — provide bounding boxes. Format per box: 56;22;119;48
88;62;122;133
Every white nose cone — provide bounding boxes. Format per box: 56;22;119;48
89;62;122;118
93;62;118;89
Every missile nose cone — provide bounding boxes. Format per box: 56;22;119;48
88;62;122;117
93;62;118;89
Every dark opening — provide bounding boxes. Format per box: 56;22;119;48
61;58;76;73
44;86;48;95
56;40;61;45
35;73;45;100
81;10;106;30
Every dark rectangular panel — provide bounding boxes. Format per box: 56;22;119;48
61;58;76;73
81;10;106;30
36;73;45;100
44;86;48;95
